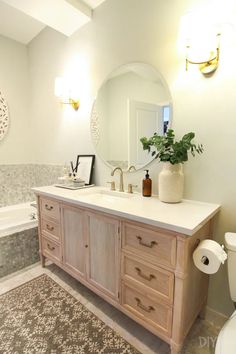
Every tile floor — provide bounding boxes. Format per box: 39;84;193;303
0;262;222;354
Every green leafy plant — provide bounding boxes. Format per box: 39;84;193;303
140;129;203;165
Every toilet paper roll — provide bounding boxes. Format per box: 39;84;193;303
193;239;227;274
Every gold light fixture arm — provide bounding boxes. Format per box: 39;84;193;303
69;98;80;111
61;98;80;111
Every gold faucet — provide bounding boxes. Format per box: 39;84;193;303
127;165;136;172
111;167;124;192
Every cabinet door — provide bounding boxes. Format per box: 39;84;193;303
61;205;86;279
86;212;120;300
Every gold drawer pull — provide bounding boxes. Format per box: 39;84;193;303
46;224;54;232
135;267;156;281
47;243;55;251
45;204;53;211
135;297;155;313
136;236;158;248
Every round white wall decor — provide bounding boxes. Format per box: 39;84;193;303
0;91;9;141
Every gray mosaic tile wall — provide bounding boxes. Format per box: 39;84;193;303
0;164;64;207
0;227;39;278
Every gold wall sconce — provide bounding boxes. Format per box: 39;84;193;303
54;77;80;111
66;98;80;111
180;8;222;77
185;33;221;76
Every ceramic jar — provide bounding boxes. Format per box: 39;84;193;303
158;162;184;203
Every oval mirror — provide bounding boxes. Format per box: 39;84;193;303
0;90;9;142
90;62;172;171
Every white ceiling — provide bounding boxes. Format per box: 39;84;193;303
0;0;106;45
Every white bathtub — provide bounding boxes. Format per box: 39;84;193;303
0;202;38;238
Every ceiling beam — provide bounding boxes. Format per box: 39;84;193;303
65;0;92;18
1;0;92;36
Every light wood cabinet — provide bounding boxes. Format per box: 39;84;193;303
41;236;62;263
121;281;173;338
39;197;61;268
122;221;176;269
122;252;174;304
40;197;60;220
36;194;217;354
61;205;86;279
85;211;120;300
41;218;61;242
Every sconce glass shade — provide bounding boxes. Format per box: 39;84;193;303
54;77;80;111
179;8;222;76
186;34;220;76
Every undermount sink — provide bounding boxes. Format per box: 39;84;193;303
98;190;133;198
79;188;134;201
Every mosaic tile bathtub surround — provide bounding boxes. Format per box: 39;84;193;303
0;164;64;207
0;227;39;278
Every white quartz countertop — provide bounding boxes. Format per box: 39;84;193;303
32;185;220;236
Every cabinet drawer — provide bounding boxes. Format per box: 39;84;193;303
122;282;172;337
40;198;60;220
122;222;176;268
41;218;60;242
122;253;174;304
42;237;61;263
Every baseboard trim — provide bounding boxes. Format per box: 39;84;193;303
205;306;229;328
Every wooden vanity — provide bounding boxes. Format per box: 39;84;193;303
34;186;220;354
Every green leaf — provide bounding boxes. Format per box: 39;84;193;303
140;129;203;165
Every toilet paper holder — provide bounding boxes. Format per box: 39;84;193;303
201;256;209;265
195;239;227;265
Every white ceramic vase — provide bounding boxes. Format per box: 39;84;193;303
158;162;184;203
